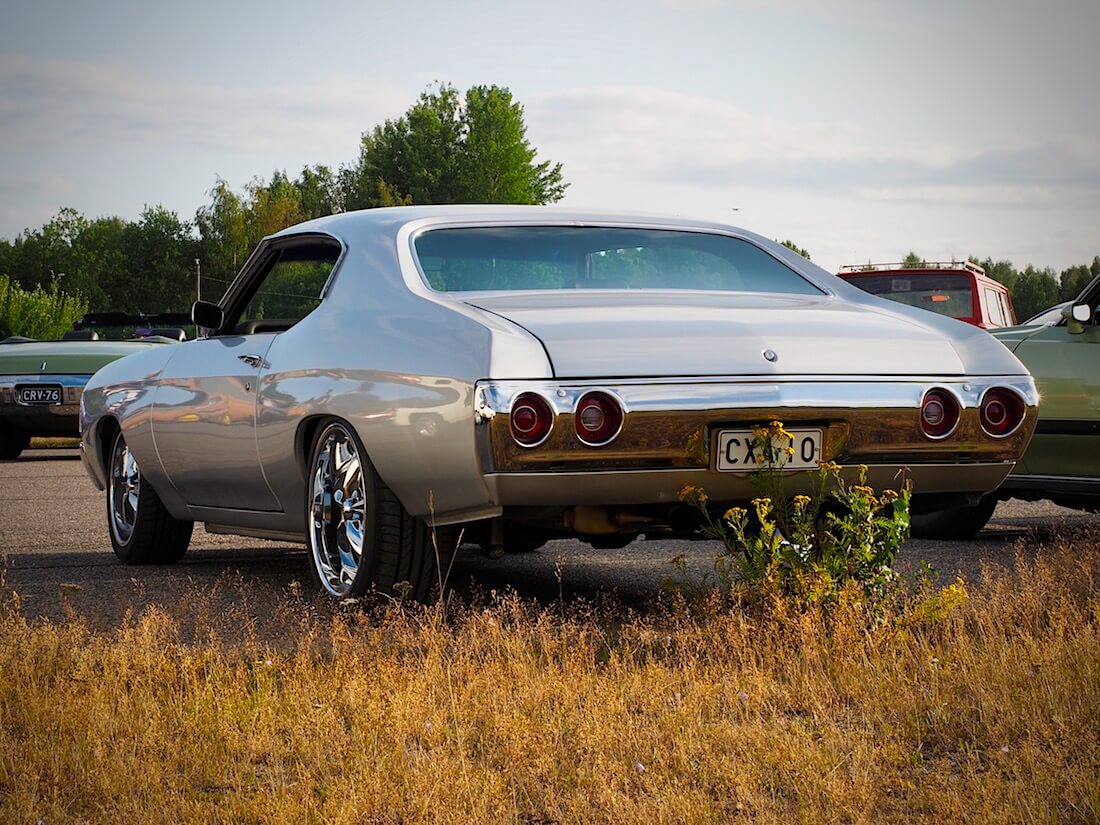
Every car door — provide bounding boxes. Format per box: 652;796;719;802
1011;290;1100;479
152;331;281;510
152;237;340;511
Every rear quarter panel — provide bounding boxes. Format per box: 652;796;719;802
253;228;551;528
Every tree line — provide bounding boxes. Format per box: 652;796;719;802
1;81;1096;331
0;83;566;326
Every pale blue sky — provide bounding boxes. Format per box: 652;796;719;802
2;0;1097;272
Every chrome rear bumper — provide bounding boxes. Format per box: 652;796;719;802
474;375;1037;502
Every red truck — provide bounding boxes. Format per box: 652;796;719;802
837;261;1017;329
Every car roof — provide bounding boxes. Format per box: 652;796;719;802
270;205;758;241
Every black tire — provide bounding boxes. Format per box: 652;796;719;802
107;429;193;564
910;495;998;540
0;428;30;460
306;419;452;602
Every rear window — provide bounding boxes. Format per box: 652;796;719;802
413;227;823;295
847;274;974;320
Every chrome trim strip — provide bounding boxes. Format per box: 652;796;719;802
395;217;837;299
475;376;1038;474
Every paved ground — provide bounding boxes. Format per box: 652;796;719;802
3;448;1098;629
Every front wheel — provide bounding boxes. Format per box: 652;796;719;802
910;495;998;540
307;420;445;601
108;429;193;563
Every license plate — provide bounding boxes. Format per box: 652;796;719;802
16;385;63;405
716;428;822;472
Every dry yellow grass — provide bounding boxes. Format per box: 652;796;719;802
1;536;1098;824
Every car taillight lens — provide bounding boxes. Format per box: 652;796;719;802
920;388;960;439
574;391;624;446
510;393;554;447
980;388;1025;437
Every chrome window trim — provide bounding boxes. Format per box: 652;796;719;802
209;231;348;337
394;218;834;300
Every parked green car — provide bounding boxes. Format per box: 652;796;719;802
0;313;189;459
914;275;1100;537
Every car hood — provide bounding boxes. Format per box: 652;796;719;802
464;292;980;378
0;340;166;375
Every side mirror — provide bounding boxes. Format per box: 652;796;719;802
1071;303;1093;323
191;300;224;332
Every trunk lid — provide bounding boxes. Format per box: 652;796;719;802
465;292;966;378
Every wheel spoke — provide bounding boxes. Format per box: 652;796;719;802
109;437;141;545
308;426;370;598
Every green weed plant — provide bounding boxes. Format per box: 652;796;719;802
680;420;912;610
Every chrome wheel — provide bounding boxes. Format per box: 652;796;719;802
309;424;367;597
109;433;140;546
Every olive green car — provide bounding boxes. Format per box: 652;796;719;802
0;314;188;459
914;275;1100;537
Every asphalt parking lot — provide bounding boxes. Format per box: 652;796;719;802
3;448;1098;628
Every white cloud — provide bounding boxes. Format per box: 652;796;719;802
0;54;409;158
530;85;1100;206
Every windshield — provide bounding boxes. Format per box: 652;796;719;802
413;227;823;295
847;274;974;320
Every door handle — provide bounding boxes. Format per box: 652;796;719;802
238;354;263;368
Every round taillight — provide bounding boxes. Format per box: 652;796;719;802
510;393;554;447
980;387;1025;437
574;391;624;446
920;388;960;439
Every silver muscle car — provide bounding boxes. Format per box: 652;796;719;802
79;206;1038;599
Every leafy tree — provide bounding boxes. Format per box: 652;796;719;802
343;83;566;209
115;206;197;314
1011;265;1062;320
900;251;927;269
778;240;811;260
294;165;341;220
1059;256;1100;301
0;274;88;339
195;179;252;295
247;172;306;241
458;85;567;204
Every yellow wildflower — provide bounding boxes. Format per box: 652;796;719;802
724;506;747;523
678;485;708;505
793;494;812;508
751;497;773;518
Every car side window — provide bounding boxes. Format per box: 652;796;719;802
224;242;340;335
984;287;1006;327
